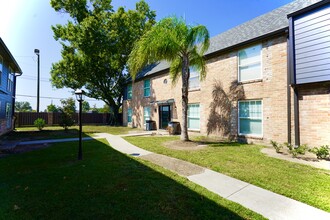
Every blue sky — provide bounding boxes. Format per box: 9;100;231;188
0;0;293;111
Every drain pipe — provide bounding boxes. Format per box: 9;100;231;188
286;31;292;145
293;88;300;147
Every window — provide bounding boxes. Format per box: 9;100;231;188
144;79;150;97
127;108;132;123
0;55;3;85
238;100;262;136
127;84;132;99
6;103;12;128
189;67;200;90
143;107;151;125
188;104;200;130
7;67;14;92
238;44;262;82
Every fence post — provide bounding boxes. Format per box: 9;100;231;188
48;112;53;126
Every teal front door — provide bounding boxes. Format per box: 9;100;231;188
159;105;171;129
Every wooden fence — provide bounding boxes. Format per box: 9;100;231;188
14;112;115;127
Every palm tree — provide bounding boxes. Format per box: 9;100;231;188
128;16;210;141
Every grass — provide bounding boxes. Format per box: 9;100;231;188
124;136;330;212
0;139;264;219
2;125;140;141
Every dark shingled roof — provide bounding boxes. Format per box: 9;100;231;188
135;0;322;80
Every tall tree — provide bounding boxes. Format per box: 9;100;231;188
128;17;209;141
15;101;33;112
50;0;156;124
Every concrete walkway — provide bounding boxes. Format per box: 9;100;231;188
3;133;330;220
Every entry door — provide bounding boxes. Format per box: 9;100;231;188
159;105;171;129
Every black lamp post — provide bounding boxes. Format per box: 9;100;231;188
34;49;40;113
75;89;85;160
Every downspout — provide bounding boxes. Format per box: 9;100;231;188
12;72;22;130
286;29;291;145
293;88;300;147
288;17;300;147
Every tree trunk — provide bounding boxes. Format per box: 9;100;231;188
181;55;190;141
106;99;121;126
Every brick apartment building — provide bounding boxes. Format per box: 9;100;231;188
123;0;330;147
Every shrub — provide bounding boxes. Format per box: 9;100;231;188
310;145;330;159
270;140;283;153
287;144;309;157
59;111;75;131
34;118;46;131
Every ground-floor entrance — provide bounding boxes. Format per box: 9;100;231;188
159;105;171;129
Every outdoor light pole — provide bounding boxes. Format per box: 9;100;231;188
75;89;85;160
34;49;40;113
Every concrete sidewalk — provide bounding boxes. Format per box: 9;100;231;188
3;133;329;219
94;133;330;220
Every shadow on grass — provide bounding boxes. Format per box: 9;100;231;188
2;128;85;141
0;139;259;219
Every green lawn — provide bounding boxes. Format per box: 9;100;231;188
2;126;140;141
124;136;330;212
0;139;264;219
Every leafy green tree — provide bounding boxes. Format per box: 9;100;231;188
128;17;209;141
59;97;76;130
15;101;33;112
99;104;111;113
47;103;59;112
50;0;156;124
82;101;90;113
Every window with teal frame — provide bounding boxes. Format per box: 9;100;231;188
238;100;262;136
144;79;150;97
188;104;200;130
143;107;150;125
127;84;132;99
127;108;132;123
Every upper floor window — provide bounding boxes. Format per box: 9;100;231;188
238;44;262;82
127;84;132;99
144;79;150;97
7;67;14;92
189;67;200;90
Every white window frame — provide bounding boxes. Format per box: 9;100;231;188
238;100;263;137
189;67;200;90
187;103;200;131
7;67;14;92
238;44;262;82
143;106;151;126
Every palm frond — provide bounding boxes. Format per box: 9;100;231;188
169;57;182;85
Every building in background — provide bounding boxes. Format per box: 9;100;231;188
0;37;22;135
123;0;330;147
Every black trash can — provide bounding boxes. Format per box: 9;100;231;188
146;120;155;131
